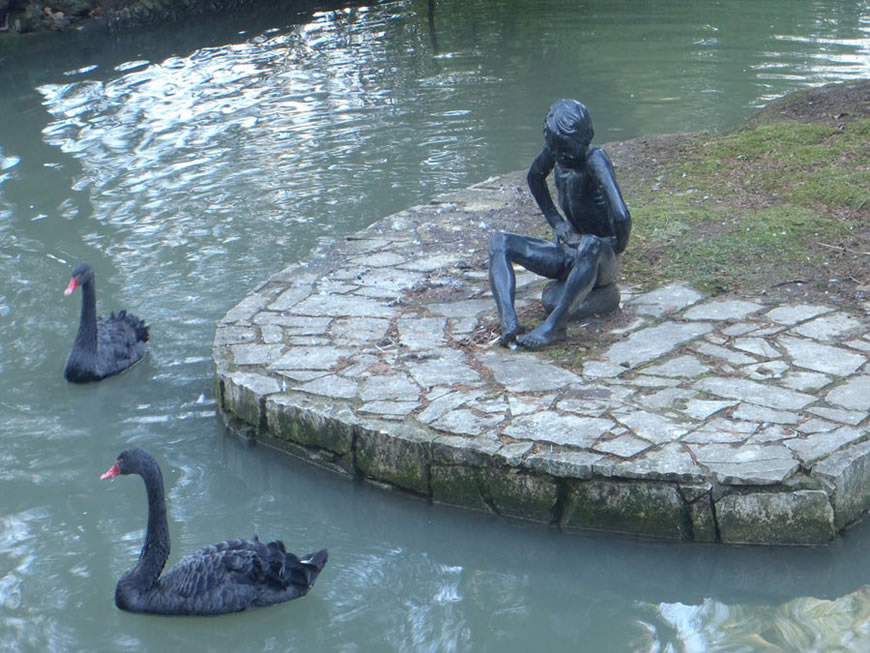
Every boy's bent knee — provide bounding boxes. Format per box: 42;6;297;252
574;234;602;260
489;232;510;256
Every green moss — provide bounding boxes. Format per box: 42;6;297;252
627;204;850;293
266;397;354;455
665;120;868;194
716;490;835;545
560;480;690;540
630;195;717;243
484;467;558;522
790;168;870;209
431;463;558;522
701;123;836;161
622;118;868;293
431;464;493;512
355;426;430;495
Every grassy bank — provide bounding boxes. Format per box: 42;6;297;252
622;116;869;296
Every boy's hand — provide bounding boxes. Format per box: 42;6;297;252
554;221;580;246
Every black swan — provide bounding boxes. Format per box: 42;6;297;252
100;448;328;616
63;263;149;383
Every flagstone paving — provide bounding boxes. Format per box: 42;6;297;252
213;173;870;546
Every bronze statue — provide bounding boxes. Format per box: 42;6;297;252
489;99;631;349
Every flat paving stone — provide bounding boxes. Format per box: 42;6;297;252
766;304;833;324
592;433;653;458
477;351;584;392
397;317;448;350
330;317;391;344
690;443;799;485
214;170;870;546
504;412;614;448
784;426;865;465
790;313;864;340
270;346;350;371
693;377;814;411
808;406;867;426
431;409;505;436
605;442;705;483
292;294;397;318
585;321;714;374
360;374;421;402
732;403;800;425
419;390;485;424
682;399;737;421
408;350;482;387
613;409;688;445
638;355;709;378
296;375;359;399
777;335;866;376
780;370;833;392
732;337;781;358
694;342;757;366
826;375;870;411
629;283;703;317
683;299;763;321
741;360;789;381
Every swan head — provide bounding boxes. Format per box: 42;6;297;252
65;263;94;296
100;448;155;480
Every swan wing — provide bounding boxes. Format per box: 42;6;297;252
160;538;326;595
144;538;326;614
159;544;266;599
98;310;147;348
95;312;149;374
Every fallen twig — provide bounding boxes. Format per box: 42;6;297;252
770;279;807;287
816;241;870;256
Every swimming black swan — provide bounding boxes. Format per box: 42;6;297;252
63;263;149;383
100;448;328;616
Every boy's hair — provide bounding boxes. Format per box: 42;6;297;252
544;99;594;146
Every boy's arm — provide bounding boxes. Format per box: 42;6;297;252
527;147;566;233
589;149;631;254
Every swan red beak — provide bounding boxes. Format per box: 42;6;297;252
100;462;120;480
64;277;79;296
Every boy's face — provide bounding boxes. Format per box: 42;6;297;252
546;131;588;168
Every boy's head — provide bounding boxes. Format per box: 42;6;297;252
543;99;594;166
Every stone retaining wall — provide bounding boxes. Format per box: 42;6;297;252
214;171;870;546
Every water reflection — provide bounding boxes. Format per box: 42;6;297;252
34;5;494;304
645;588;870;651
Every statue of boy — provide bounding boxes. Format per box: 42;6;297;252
488;98;631;349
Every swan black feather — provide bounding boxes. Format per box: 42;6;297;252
64;263;149;383
101;448;328;616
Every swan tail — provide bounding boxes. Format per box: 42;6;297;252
109;310;150;343
300;548;328;573
265;541;327;590
295;548;328;588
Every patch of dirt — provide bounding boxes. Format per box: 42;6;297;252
743;80;870;129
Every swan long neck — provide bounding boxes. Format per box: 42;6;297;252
73;279;98;354
123;462;170;590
